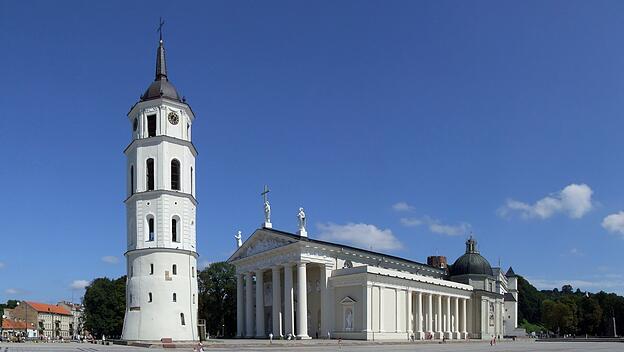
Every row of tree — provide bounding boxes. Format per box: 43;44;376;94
518;276;623;336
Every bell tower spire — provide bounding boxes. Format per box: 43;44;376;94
156;18;167;81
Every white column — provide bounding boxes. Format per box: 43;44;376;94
416;292;423;339
427;293;433;335
461;298;467;337
245;272;254;337
236;274;244;337
453;297;460;339
445;295;452;339
395;289;400;332
320;264;332;337
406;290;413;335
296;262;310;339
283;264;294;337
272;266;282;337
255;270;265;337
436;294;442;338
364;285;372;333
378;286;384;332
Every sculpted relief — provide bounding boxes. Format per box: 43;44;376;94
240;237;292;258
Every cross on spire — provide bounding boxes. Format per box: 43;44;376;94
261;185;270;204
157;17;165;42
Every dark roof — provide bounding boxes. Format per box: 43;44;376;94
449;236;494;277
504;292;517;302
258;227;442;273
506;266;517;277
140;39;181;102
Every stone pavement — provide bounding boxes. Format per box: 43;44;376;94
1;340;623;351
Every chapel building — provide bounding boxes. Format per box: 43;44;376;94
228;225;523;340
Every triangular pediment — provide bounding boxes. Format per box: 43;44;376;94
228;228;298;262
340;296;357;304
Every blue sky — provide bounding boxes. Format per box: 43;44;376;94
1;0;624;303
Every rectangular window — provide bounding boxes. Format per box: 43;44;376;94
192;267;195;278
172;264;177;275
148;292;152;302
192;294;195;304
147;114;156;137
150;264;154;275
173;293;177;302
180;313;185;325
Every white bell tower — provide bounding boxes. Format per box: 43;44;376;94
121;29;199;342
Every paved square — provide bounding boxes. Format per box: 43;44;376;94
1;340;623;352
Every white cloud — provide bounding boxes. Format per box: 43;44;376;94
400;216;471;236
70;280;90;290
4;288;21;295
566;248;583;256
400;218;423;226
101;256;119;264
499;183;594;219
199;260;211;270
392;202;414;212
0;262;5;269
317;222;403;251
602;211;624;238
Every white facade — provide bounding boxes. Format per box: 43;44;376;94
121;37;199;342
228;228;509;341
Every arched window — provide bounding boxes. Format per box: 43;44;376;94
146;158;155;191
172;264;177;275
133;118;138;132
147;217;155;242
171;218;179;242
171;159;180;190
173;293;177;302
130;166;134;195
180;313;185;325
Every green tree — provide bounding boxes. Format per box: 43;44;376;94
542;299;575;335
517;275;543;324
578;297;602;335
198;262;236;338
82;276;126;339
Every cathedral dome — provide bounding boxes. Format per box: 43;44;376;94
449;237;493;276
140;38;182;102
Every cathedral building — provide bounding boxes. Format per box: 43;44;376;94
121;32;199;342
229;219;523;340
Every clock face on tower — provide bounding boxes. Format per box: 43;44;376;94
168;111;179;125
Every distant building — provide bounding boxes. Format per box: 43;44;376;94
8;301;73;339
57;301;84;338
1;318;36;339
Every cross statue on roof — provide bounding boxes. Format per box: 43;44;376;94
157;17;165;41
261;185;270;203
261;185;271;226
